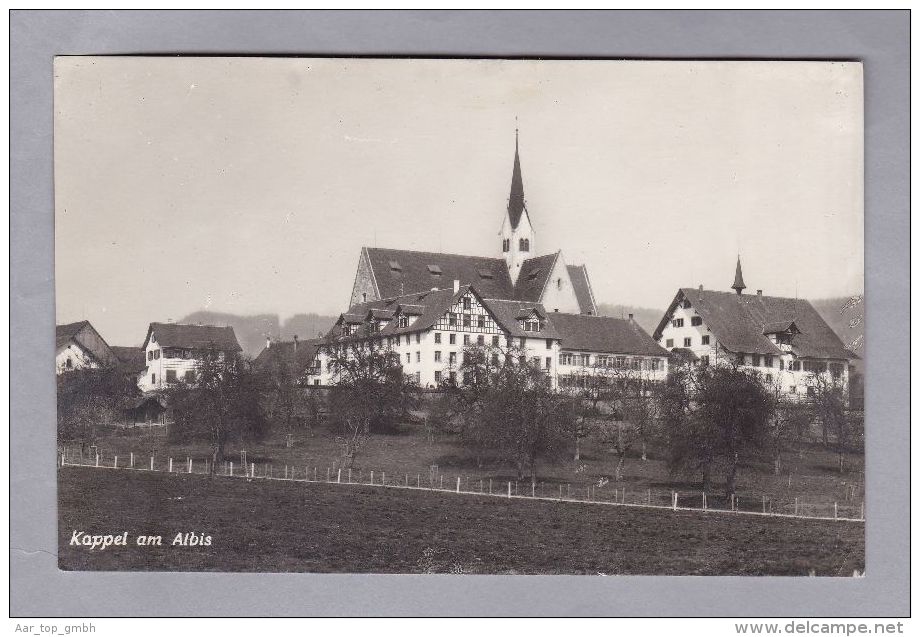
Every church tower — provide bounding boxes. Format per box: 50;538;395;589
500;129;535;284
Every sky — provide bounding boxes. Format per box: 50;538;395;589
55;57;863;347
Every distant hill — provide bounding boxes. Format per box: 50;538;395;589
595;303;663;335
179;311;337;357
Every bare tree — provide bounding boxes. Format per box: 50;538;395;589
805;371;851;472
324;341;413;468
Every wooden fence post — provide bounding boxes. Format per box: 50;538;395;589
230;461;233;476
507;481;511;498
370;470;374;484
95;455;99;468
150;456;154;471
251;463;255;478
337;468;342;483
349;468;352;483
188;458;193;473
130;452;134;468
532;482;535;498
647;488;651;505
456;476;460;493
382;471;385;485
794;497;799;515
861;501;865;520
702;492;707;510
488;478;492;494
834;502;838;520
672;492;677;510
417;474;420;488
762;495;766;513
169;458;173;473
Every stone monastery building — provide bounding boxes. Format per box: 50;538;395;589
310;133;668;389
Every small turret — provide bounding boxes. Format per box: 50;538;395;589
732;256;747;295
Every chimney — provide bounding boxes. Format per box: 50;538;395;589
628;313;634;321
265;336;271;349
293;334;299;351
453;279;460;293
756;289;763;296
698;284;703;300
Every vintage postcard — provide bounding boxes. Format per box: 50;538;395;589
54;57;864;575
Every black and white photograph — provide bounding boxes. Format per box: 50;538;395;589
50;55;869;577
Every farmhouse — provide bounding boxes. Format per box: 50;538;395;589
653;258;858;397
55;320;118;373
306;133;666;389
253;335;324;380
138;322;242;393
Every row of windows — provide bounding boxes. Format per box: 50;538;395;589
670;316;703;328
502;238;531;252
666;335;710;348
149;348;203;361
558;353;662;371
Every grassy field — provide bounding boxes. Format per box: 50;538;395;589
58;466;863;575
64;421;865;519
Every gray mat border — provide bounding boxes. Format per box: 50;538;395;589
10;10;909;617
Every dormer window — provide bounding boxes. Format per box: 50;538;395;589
478;268;494;279
427;264;442;276
388;260;402;272
398;316;409;328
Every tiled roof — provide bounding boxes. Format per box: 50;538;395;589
253;338;323;378
143;323;242;352
551;313;668;356
655;288;856;360
55;320;90;349
110;346;147;374
364;247;515;300
567;264;598;315
513;252;558;303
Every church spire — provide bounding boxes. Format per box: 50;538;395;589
732;255;747;295
507;127;526;229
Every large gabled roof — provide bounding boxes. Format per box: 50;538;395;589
551;313;668;356
654;288;857;360
143;322;242;352
56;320;91;349
253;338;323;378
513;252;559;304
567;264;598;315
363;247;515;300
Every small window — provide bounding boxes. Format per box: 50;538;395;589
701;335;710;345
434;332;441;344
463;335;470;345
546;339;552;349
665;339;674;348
65;358;73;369
166;370;177;383
148;351;153;361
449;371;457;383
388;260;402;272
416;352;421;363
789;386;797;394
449;352;457;365
683;337;692;347
691;316;703;326
427;264;442;275
764;355;773;368
314;379;320;386
478;268;494;279
463;297;471;311
478;315;485;328
154;350;160;360
463;371;471;385
477;335;484;345
448;313;457;326
435;371;442;383
765;374;773;383
463;314;471;328
752;354;761;367
672;318;684;328
151;373;156;384
449;334;456;345
492;335;500;347
556;278;562;290
434;351;442;362
362;293;367;302
415;334;421;344
405;353;410;364
779;359;784;371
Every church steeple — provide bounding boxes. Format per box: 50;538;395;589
501;126;535;284
732;256;747;295
507;128;526;229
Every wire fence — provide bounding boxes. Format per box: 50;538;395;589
59;446;865;523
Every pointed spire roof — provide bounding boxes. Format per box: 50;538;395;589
732;256;747;295
507;128;526;229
